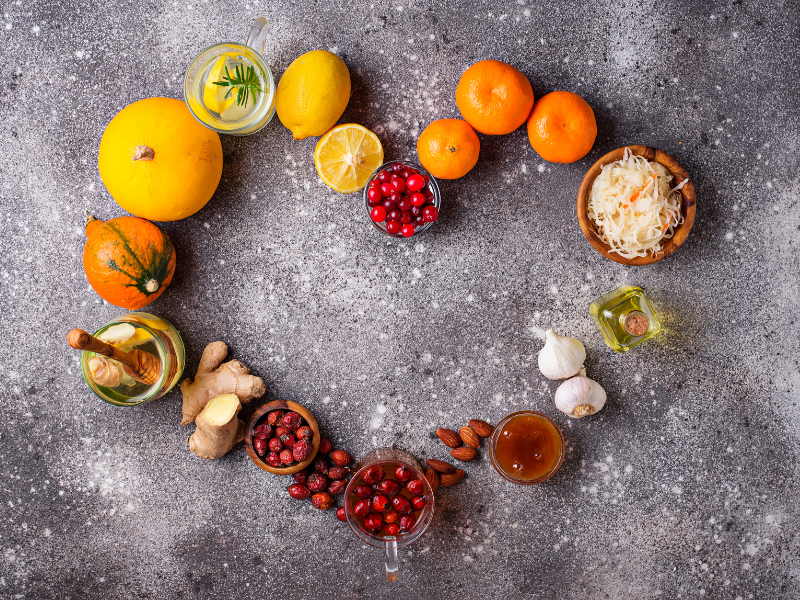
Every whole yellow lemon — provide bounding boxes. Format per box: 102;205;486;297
276;50;351;140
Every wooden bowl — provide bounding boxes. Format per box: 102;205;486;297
245;400;320;475
576;145;696;266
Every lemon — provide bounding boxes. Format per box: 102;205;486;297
314;124;384;193
203;54;239;115
276;50;351;140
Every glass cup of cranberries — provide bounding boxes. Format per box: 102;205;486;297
363;161;442;238
343;449;435;582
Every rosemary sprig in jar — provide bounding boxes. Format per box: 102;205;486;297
213;63;262;107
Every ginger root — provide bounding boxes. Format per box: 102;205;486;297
88;356;123;387
188;394;244;459
180;341;266;426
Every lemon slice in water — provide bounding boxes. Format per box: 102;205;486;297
203;53;239;115
314;124;384;193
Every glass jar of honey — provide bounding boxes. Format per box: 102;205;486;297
489;411;565;484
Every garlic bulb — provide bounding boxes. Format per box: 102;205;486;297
537;329;586;380
554;376;606;418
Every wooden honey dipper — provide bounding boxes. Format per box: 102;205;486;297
67;328;161;386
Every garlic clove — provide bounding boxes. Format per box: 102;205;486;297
554;375;606;419
537;329;586;380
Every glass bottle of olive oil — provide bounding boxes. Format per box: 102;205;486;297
588;285;661;352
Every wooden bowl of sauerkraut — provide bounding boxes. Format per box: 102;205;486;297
577;145;696;266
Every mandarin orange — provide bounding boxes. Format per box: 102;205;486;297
417;119;480;180
527;91;597;163
455;60;534;135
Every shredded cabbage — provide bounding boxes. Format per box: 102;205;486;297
588;148;686;258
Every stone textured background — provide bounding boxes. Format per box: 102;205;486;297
1;0;799;598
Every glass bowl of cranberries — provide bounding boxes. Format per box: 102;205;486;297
364;161;441;238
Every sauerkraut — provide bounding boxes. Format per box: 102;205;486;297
588;148;686;258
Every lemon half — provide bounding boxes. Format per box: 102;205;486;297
314;124;384;193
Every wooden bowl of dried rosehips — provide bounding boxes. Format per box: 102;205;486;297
245;400;321;475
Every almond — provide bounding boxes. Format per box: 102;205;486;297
459;426;480;449
436;428;462;448
468;419;494;438
450;446;477;462
425;468;439;493
426;459;455;474
439;468;465;487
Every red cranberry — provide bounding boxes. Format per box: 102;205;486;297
411;495;426;511
266;410;283;426
411;206;423;218
371;494;390;512
400;224;416;238
364;512;383;532
362;465;386;485
386;220;401;235
397;197;412;211
279;449;294;465
280;412;301;431
390;177;406;192
266;452;282;467
354;498;371;519
400;211;413;224
389;191;402;203
414;216;426;227
268;437;283;453
296;426;312;441
400;514;416;531
422;174;430;185
394;466;412;482
377;171;390;183
380;183;393;197
293;468;311;485
402;167;419;177
368;178;381;189
280;432;297;448
387;209;402;222
367;188;382;203
384;524;400;536
287;483;311;499
313;456;329;476
319;438;332;454
307;473;329;493
391;163;404;174
406;174;425;191
384;509;399;524
337;507;347;522
292;440;312;462
391;495;413;514
424;189;435;202
371;206;387;223
354;485;372;499
410;192;426;207
328;479;347;495
381;198;395;211
253;437;267;456
423;206;439;223
406;479;424;495
375;479;401;496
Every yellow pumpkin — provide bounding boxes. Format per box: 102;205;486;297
98;97;223;221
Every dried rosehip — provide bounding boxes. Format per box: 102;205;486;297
362;466;385;485
253;437;267;456
287;483;311;500
391;495;413;514
279;449;294;465
411;495;426;511
292;440;312;462
354;499;371;519
329;450;352;467
328;479;347;495
280;433;297;448
384;524;400;536
266;452;282;467
399;514;416;531
372;494;390;512
336;507;347;522
268;437;283;453
319;438;332;454
293;468;311;485
364;512;383;532
254;430;269;441
307;473;329;493
255;423;273;437
313;456;329;476
354;485;372;499
328;466;350;480
406;479;424;495
394;465;412;482
384;509;399;525
274;425;290;437
296;426;313;441
311;492;333;511
280;412;302;431
375;479;401;496
266;410;283;426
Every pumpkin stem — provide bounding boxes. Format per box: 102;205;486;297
84;213;104;237
145;279;160;293
133;145;155;162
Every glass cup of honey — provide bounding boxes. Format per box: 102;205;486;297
489;411;565;484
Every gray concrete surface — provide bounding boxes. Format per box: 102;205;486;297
1;0;799;598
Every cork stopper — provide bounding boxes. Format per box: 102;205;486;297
623;311;649;336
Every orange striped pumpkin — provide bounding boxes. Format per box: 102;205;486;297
83;215;176;309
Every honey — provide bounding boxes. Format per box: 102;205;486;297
491;412;564;483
